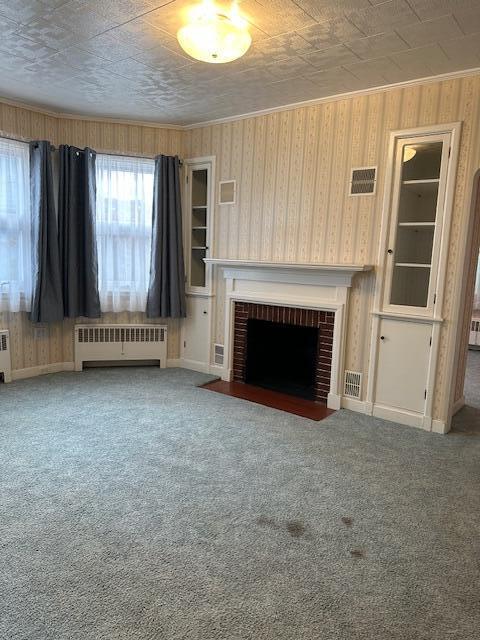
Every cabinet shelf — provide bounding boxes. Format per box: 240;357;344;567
398;222;435;227
395;262;431;268
402;179;439;185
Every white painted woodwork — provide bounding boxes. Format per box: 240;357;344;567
367;122;461;432
212;260;372;410
374;318;432;414
184;157;216;296
74;325;167;371
2;74;480;430
181;295;212;372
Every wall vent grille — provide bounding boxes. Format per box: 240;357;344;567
350;167;377;195
77;326;165;344
219;180;236;205
214;343;224;366
344;370;362;399
0;332;7;352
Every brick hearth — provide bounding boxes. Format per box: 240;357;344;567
232;302;335;402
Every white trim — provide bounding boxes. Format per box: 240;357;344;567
432;419;449;434
11;361;74;381
216;264;361;411
0;96;184;129
3;68;480;131
366;122;462;428
184;156;216;296
372;404;429;431
185;68;480;129
167;358;182;368
175;358;211;374
218;180;236;205
341;397;369;413
349;166;377;197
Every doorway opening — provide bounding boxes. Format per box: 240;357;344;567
450;171;480;432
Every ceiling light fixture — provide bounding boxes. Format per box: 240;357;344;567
177;1;252;64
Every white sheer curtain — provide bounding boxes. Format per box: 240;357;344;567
95;154;154;312
0;138;32;313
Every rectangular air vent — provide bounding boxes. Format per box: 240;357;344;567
344;370;362;399
0;330;12;382
349;167;377;196
214;343;224;366
77;326;165;343
219;180;236;205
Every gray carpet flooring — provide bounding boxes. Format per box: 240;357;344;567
1;367;479;640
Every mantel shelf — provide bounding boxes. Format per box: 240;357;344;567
204;259;373;288
204;258;373;273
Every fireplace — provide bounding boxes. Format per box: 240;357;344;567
246;319;319;399
233;302;334;402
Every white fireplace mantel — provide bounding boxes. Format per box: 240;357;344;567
207;259;373;411
205;258;372;288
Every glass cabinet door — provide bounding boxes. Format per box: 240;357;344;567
185;160;213;294
386;137;449;312
190;168;208;288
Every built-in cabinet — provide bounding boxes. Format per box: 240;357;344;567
367;124;461;431
181;157;216;372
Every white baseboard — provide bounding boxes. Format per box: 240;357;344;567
341;396;369;413
11;361;74;381
167;358;182;368
173;358;211;374
208;364;224;377
432;419;449;434
327;393;341;410
372;403;428;430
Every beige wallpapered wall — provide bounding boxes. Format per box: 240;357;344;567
453;176;480;405
185;76;480;422
2;75;480;423
0;102;186;370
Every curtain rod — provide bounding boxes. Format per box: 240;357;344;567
0;132;183;165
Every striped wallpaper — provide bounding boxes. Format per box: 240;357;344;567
185;75;480;423
1;72;480;425
0;102;186;371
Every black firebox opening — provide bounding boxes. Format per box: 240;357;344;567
245;318;319;400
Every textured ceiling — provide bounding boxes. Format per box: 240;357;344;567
0;0;480;125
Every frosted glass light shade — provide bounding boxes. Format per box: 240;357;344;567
177;9;251;64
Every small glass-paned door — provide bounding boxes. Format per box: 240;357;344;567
190;168;208;289
386;136;449;312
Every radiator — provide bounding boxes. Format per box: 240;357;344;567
0;330;12;383
74;324;167;371
470;318;480;348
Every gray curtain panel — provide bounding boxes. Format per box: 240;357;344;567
30;141;63;324
58;146;100;318
146;155;186;318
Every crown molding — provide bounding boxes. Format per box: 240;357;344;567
2;66;480;132
0;96;184;130
184;66;480;129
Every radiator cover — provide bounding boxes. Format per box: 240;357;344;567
74;324;167;371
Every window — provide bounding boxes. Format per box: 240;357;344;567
0;138;32;312
95;155;155;312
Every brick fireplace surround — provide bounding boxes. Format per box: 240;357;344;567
233;302;335;402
